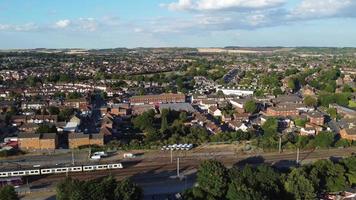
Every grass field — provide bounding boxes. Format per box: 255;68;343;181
349;100;356;108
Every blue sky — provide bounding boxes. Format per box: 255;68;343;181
0;0;356;48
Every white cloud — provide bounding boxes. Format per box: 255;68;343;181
78;18;97;32
54;19;71;29
164;0;285;11
0;23;38;32
290;0;356;19
53;18;98;32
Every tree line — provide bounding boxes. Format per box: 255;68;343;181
183;156;356;200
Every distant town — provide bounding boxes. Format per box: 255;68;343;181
1;47;356;200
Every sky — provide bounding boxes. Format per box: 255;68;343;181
0;0;356;49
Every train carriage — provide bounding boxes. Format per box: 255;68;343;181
0;162;123;177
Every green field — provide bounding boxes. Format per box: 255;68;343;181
349;100;356;108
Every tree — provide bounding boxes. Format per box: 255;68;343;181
56;176;142;200
67;92;82;100
312;131;334;148
36;124;57;133
132;109;155;131
227;165;282;200
160;109;169;134
294;118;308;127
48;106;60;115
335;93;351;106
341;156;356;186
284;168;316;200
309;159;348;193
326;108;338;119
303;96;317;107
0;185;19;200
262;118;278;137
342;84;354;93
196;160;228;199
115;178;142;200
179;112;188;122
287;78;297;91
318;93;335;107
58;108;75;122
244;100;257;113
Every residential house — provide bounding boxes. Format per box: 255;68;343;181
306;111;325;126
300;127;316;136
206;122;222;134
208;106;222;117
68;133;104;149
18;133;58;150
21;101;46;110
130;93;186;105
229;121;249;132
340;128;356;141
266;106;300;117
222;114;232;122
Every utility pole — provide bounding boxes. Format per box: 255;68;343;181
72;151;75;166
88;148;91;160
296;147;300;164
177;157;180;178
278;136;282;154
170;149;173;164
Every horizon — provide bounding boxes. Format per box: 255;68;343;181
2;46;356;51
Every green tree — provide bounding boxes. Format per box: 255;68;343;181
67;92;83;100
341;156;356;186
196;160;228;199
244;100;257;113
0;185;19;200
262;118;278;137
132;109;155;131
294;118;308;127
312;131;334;148
342;85;354;93
309;159;348;193
160;109;169;134
115;178;142;200
284;168;316;200
179;112;188;122
58;108;75;122
318;93;335;107
304;96;317;107
326;108;338;119
335;93;351;106
56;177;74;200
287;78;297;91
48;106;60;115
36;124;57;133
227;165;282;200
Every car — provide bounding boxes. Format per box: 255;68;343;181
93;151;108;157
90;155;101;160
172;144;178;149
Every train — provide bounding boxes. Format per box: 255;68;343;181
0;162;123;178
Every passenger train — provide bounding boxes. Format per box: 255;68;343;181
0;163;123;178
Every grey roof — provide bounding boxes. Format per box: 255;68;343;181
159;103;196;113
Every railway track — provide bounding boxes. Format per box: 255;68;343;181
29;147;356;186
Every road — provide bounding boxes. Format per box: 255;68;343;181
19;146;356;199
